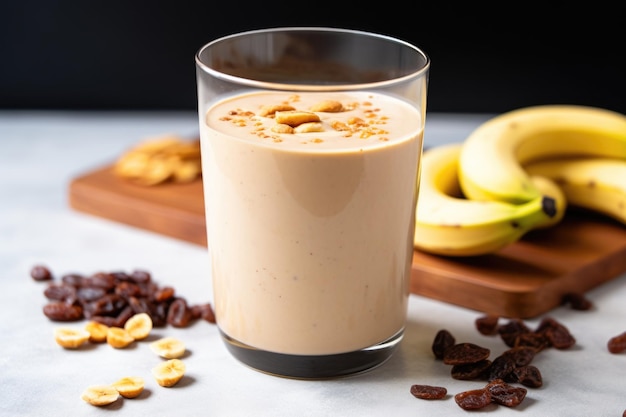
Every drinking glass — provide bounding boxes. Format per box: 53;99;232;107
195;27;429;379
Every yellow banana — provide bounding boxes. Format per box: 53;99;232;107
414;143;560;256
525;157;626;225
458;105;626;204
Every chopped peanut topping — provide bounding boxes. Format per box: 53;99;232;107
330;120;350;131
213;93;408;145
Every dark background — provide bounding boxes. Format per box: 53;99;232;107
1;1;624;114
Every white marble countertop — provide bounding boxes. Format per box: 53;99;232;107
1;110;625;417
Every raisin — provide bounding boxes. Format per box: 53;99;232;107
431;329;455;360
192;303;216;323
167;298;193;328
115;281;142;299
130;269;152;284
607;331;626;354
536;317;576;349
61;273;86;287
510;365;543;388
76;286;107;302
501;346;536;367
30;265;53;281
454;388;491;410
562;292;593;311
514;332;549;351
153;286;175;302
113;305;135;327
409;384;447;400
87;272;117;290
546;326;575;349
128;295;153;315
90;315;118;327
43;302;83;321
91;293;127;316
44;283;77;303
498;319;531;347
534;316;559;333
443;343;490;365
487;355;515;381
109;270;133;282
475;314;499;335
451;359;491;380
486;378;527;407
150;301;170;327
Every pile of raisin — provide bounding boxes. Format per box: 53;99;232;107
415;315;578;411
31;264;215;328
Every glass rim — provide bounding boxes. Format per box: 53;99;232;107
195;26;430;92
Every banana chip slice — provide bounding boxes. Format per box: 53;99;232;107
81;385;120;406
106;327;135;349
114;134;202;186
84;321;109;343
124;312;152;341
152;358;186;387
149;336;186;359
54;327;91;349
111;376;145;399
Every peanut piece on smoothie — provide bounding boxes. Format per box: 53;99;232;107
275;111;320;127
260;104;296;117
348;117;368;126
310;100;344;112
294;122;324;133
330;120;350;131
271;123;294;134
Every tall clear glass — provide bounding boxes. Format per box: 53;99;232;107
195;27;429;379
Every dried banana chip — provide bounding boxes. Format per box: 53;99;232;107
149;336;186;359
111;376;145;399
81;385;120;406
114;135;201;186
84;321;109;343
106;327;134;349
152;358;186;387
124;312;152;340
54;327;91;349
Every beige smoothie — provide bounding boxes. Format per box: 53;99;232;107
201;91;423;356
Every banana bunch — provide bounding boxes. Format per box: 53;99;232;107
413;143;564;256
415;104;626;257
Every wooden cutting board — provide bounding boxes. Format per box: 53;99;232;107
69;164;626;319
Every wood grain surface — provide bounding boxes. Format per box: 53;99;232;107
69;165;626;319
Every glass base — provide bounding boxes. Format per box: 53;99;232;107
219;329;404;379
